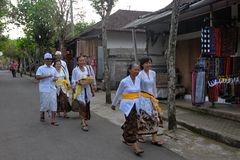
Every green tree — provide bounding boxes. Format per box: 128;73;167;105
2;39;18;58
89;0;118;104
74;21;95;35
0;0;10;51
12;0;56;54
52;0;72;51
0;0;9;35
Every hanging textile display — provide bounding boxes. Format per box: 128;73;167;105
208;85;219;102
214;28;221;57
201;26;216;55
192;59;206;106
221;26;238;57
196;25;240;105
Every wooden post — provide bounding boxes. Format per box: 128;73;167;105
166;0;180;130
132;29;138;62
210;4;213;27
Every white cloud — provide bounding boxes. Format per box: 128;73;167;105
82;0;172;22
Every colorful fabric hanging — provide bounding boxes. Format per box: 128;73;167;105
201;26;216;55
218;57;225;76
221;27;238;56
224;57;231;77
208;85;219;102
215;58;219;78
232;57;240;76
214;28;221;57
209;57;215;80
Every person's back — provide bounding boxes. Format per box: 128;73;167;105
10;61;17;77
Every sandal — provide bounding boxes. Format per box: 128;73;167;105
134;149;144;156
64;115;70;119
81;126;88;132
51;122;59;126
151;141;164;146
40;112;45;122
137;136;146;143
132;146;144;156
40;117;45;122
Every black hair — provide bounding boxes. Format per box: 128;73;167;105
77;55;85;61
127;63;138;76
139;56;152;70
53;60;61;67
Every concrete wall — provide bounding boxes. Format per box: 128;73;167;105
107;31;146;49
148;34;168;56
109;48;145;88
176;38;201;93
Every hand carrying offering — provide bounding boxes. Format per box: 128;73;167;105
78;76;94;85
53;77;58;81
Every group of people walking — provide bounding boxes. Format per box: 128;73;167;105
36;52;164;156
112;56;164;155
36;52;96;131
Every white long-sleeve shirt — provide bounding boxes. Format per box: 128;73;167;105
71;66;93;103
56;69;70;96
60;60;69;82
112;76;141;116
138;70;157;97
138;70;157;115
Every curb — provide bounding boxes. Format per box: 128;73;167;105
160;101;240;123
177;119;240;148
162;114;240;148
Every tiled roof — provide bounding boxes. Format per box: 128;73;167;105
79;9;151;37
93;9;151;31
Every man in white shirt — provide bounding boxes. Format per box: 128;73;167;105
36;53;59;126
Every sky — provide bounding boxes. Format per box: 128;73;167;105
5;0;172;39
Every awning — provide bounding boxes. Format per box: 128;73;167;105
124;0;235;29
124;10;172;29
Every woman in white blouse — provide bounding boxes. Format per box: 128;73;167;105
54;60;71;118
111;63;144;156
72;56;95;131
138;56;164;146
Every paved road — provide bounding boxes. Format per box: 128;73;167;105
0;70;184;160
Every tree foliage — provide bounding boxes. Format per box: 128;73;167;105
89;0;117;19
52;0;72;50
0;0;10;52
74;21;95;35
1;39;17;58
11;0;56;53
0;0;9;35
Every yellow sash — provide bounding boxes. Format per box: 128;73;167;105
73;84;82;100
56;79;70;91
122;92;139;99
140;92;161;111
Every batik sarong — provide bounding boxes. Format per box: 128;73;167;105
121;106;138;144
57;90;71;113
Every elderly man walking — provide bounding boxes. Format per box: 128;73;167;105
36;53;59;126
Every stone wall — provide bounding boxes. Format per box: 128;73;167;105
109;48;144;88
